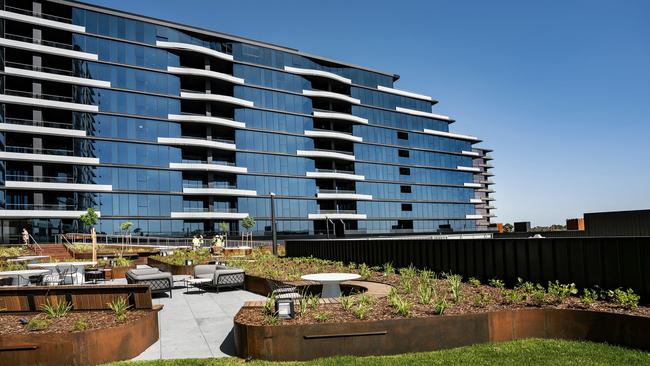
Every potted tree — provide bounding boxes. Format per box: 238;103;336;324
119;221;133;253
242;216;256;247
79;208;99;263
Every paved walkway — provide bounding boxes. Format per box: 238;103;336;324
133;283;265;360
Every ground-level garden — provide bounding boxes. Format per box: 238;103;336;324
106;338;650;365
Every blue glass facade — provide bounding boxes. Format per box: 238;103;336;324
0;0;492;241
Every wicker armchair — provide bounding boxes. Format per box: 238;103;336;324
194;264;245;293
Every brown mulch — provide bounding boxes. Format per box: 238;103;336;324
0;310;150;335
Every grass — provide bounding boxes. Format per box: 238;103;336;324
104;339;650;365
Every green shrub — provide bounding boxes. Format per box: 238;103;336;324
389;294;412;317
433;298;448;315
308;294;320;310
313;311;331;322
529;286;548;306
468;277;481;286
474;290;490;308
41;299;72;318
71;317;89;332
417;283;435;305
150;248;211;266
609;288;640;309
107;297;131;322
548;281;578;304
489;278;505;289
358;263;373;280
339;296;355;311
263;295;276;316
399;265;418;280
264;313;279;325
353;302;371;320
502;289;525;305
383;262;395;276
446;274;463;303
399;276;413;293
25;317;50;331
581;289;599;307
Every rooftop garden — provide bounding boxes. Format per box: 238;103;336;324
66;243;159;255
0;246;29;258
149;248;212;266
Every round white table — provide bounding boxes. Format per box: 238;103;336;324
0;269;50;286
7;255;49;263
28;261;97;284
301;273;361;298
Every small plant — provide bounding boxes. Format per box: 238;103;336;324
297;297;308;315
489;278;505;289
353;303;371;320
548;281;578;304
41;299;72;318
446;274;463;303
308;294;320;310
609;288;640;309
71;317;89;332
263;295;276;316
358;263;373;280
347;262;357;271
313;311;331;323
264;313;279;326
383;262;395;276
418;269;434;285
529;285;548;306
25;317;50;331
399;265;418;280
399;276;413;293
417;283;435;305
433;298;448;315
390;294;412;317
339;296;355;311
581;288;599;307
468;277;481;286
515;278;535;296
107;297;131;322
502;289;524;305
473;289;490;308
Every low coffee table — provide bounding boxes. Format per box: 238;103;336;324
301;273;361;298
185;277;212;294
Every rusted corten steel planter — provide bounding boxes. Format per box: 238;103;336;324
147;257;201;275
234;308;650;361
243;274;391;298
0;308;161;366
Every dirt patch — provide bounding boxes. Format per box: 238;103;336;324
0;310;150;335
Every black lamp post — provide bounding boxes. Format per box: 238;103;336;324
270;192;277;256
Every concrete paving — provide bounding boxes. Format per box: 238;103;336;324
132;280;265;361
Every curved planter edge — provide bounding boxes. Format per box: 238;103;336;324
234;308;650;361
0;309;160;366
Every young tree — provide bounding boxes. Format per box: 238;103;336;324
218;222;229;246
79;208;99;263
503;223;514;233
242;216;256;246
119;221;133;252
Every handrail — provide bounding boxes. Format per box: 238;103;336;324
5;146;74;156
314;168;355;174
312;127;353;135
4;117;74;129
6;174;76;183
4;5;74;23
27;233;42;255
5;203;76;210
4;61;75;77
313;148;355;156
179;135;235;144
180;159;236;166
4;89;74;103
3;33;75;50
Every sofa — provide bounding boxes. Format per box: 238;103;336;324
126;267;174;298
194;264;245;292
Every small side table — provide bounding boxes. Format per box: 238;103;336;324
185;277;212;295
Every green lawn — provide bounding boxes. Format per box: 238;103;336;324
106;339;650;366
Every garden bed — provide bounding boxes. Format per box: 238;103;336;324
148;248;212;276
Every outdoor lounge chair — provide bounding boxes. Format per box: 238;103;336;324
193;264;245;293
125;267;173;297
268;279;302;299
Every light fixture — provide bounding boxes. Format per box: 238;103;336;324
185;259;193;266
275;298;294;319
102;256;108;261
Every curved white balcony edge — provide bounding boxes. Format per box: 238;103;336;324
182;188;257;197
157;137;236;151
306;171;365;181
0;94;99;113
4;67;110;88
0;10;85;33
284;66;351;84
304;129;362;143
461;150;480;157
482;197;496;201
396;107;452;121
423;129;480;142
464;182;482;188
302;90;360;104
457;166;481;172
180;91;254;107
469;198;483;204
0;151;99;165
156;41;233;61
312;110;368;124
167;114;245;129
316;193;373;201
297;150;355;162
0;210;100;218
0;37;97;61
5;181;112;192
167;66;244;84
308;213;367;220
169;163;247;174
171;212;248;219
466;214;483;219
377;85;432;101
0;123;86;138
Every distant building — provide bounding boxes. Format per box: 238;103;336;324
584;209;650;236
566;218;585;231
472;147;496;231
514;221;531;233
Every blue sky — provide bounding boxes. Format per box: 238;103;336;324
85;0;650;226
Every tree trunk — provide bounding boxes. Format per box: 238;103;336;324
91;227;97;263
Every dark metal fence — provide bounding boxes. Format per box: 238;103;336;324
286;237;650;299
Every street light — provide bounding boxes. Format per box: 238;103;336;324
270;192;277;256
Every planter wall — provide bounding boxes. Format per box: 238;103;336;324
0;308;160;366
234;308;650;361
110;264;137;279
147;257;197;276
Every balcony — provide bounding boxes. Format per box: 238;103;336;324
157;136;236;151
0;204;100;218
0;6;85;32
4;174;112;192
0;33;97;61
470;198;483;204
170;207;248;219
169;161;247;174
422;129;480;142
316;190;372;201
461;150;480;157
167;66;244;84
0;146;99;165
377;85;432;102
297;149;355;162
306;169;365;181
182;185;257;197
308;210;367;220
0;89;99;113
167;113;245;129
284;66;351;85
463;182;482;188
302;89;360;105
312;110;368;124
179;90;254;107
396;106;453;122
457;166;481;173
4;61;111;88
304;129;362;143
0;117;86;137
156;41;233;62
